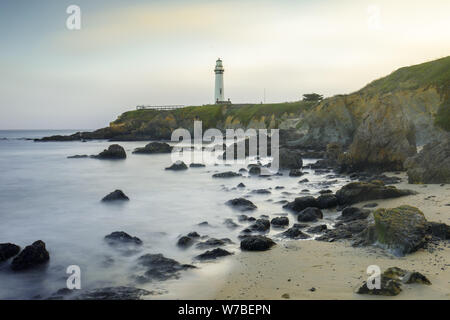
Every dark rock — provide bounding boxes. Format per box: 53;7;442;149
249;166;261;175
383;267;431;285
0;243;21;262
187;232;200;238
239;168;248;173
75;287;153;300
240;236;276;251
195;248;233;260
316;194;338;209
133;142;173;154
298;178;309;183
283;196;319;212
226;198;257;211
275;186;285;190
337;207;370;222
319;189;333;194
67;155;88;159
94;144;126;159
271;217;289;227
279;227;310;239
237;183;246;188
297;207;323;222
237;215;249;222
189;163;206;168
292;223;309;229
11;240;49;271
279;148;303;169
251;189;271;194
102;190;129;202
137;253;195;281
356;275;402;296
198;221;209;226
363;203;378;208
426;222;450;240
289;169;304;177
165;161;188;171
213;171;242;178
335;181;415;205
306;225;327;234
224;219;239;229
316;220;368;242
105;231;142;245
196;238;232;249
250;219;271;232
177;236;194;248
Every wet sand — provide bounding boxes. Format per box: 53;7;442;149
215;173;450;299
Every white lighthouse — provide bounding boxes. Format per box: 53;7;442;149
214;58;225;103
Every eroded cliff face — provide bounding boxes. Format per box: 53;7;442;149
296;86;444;149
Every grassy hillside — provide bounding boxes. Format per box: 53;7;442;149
360;56;450;95
112;101;316;130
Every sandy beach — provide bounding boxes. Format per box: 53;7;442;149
215;173;450;299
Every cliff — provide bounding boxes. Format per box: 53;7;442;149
38;56;449;152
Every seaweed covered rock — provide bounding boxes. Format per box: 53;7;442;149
405;134;450;184
363;205;428;256
279;148;303;169
356;267;431;296
336;181;415;205
133;142;173;154
11;241;49;271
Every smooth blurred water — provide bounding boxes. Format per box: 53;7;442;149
0;130;350;299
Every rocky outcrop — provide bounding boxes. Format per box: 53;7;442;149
240;236;276;251
362;205;428;256
104;232;142;245
196;238;233;249
405;133;450;183
0;243;21;262
102;190;129;202
93;144;126;159
249;219;270;232
11;240;49;271
133;142;173;154
337;207;371;222
341;100;417;171
335;181;415;205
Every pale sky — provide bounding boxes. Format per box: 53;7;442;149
0;0;449;130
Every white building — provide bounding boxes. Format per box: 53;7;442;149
214;58;231;104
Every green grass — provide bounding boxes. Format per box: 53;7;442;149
112;101;315;129
360;56;450;94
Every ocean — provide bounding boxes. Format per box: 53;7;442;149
0;130;349;299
